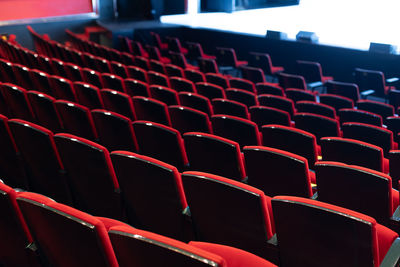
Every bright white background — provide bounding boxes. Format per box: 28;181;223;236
161;0;400;52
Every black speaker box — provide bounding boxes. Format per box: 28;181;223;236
369;42;397;54
296;31;318;43
266;30;288;40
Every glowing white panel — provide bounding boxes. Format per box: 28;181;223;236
160;0;400;52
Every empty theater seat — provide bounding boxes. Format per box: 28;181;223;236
181;171;277;262
183;132;246;181
272;196;400;267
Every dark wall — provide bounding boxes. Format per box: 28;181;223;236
135;27;400;83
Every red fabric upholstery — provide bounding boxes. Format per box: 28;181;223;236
109;225;226;265
376;223;398;264
189;241;277;267
96;217;130;230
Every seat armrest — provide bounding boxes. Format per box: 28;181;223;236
386;77;400;85
308;81;323;91
380;237;400;267
360;89;375;99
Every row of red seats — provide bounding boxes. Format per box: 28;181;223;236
0;180;277;267
2;148;400;266
0;25;396;267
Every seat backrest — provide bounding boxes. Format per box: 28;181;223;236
338;108;383;127
12;64;31;90
147;71;170;87
27;91;63;133
124;78;150;97
294;113;340;143
184;68;206;83
255;83;284;96
132;96;171;126
1;83;35;121
248;52;273;75
101;73;125;93
258;94;295;117
319;93;354;112
134;56;150;71
388;89;400;110
169;105;212;134
226;88;257;107
357;100;394;123
8;119;72;204
167;37;185;54
169;51;188;69
241;66;266;84
342;122;394;156
354;68;386;96
272;195;398;267
244;146;313;197
133;120;188;170
250;106;291;129
81;67;103;88
285;88;316;103
149;85;179;106
0;182;37;266
54;100;98;140
73;81;104;110
216;47;237;67
278;73;307;90
325;80;360;103
389;150;400;188
110;61;128;78
165;63;184;77
127;66;148;83
181;171;275;259
262;124;318;167
91;109;138;152
320;137;384;172
29;69;52;95
212;98;250;119
315;161;394;225
296;60;323;82
17;193;120;267
211;115;261;148
49;75;77;102
229;77;255;93
196;82;226;100
183;132;246;181
205;73;229;88
170;77;196;93
0;115;28;188
186;41;205;60
149;59;166;75
108;226;226;267
110;151;188;240
296;101;336;119
54;133;122;219
198;58;219;74
178;92;213;116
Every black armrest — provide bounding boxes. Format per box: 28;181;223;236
380;237;400;266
